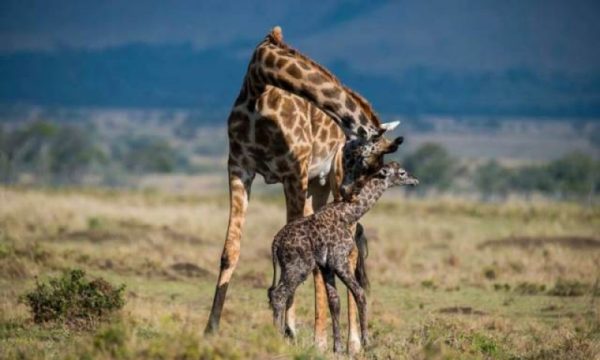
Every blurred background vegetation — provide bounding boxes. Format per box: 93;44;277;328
1;116;597;203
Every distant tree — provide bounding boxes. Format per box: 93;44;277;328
119;137;179;174
545;152;598;197
474;160;511;197
0;125;8;181
48;125;106;182
0;121;105;184
403;143;457;191
0;121;59;182
589;127;600;149
508;152;599;199
509;165;555;194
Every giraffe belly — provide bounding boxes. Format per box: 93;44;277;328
308;151;336;182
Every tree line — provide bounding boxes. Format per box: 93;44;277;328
0;121;184;185
1;121;598;201
402;143;599;200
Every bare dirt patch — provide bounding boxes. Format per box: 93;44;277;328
238;270;268;289
168;262;211;278
477;236;600;250
437;306;487;316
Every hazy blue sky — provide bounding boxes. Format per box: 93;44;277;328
1;0;599;74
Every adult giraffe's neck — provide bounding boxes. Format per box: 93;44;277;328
247;27;383;142
345;176;388;224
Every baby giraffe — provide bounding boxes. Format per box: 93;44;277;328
268;161;419;352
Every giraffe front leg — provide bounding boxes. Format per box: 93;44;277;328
204;164;254;334
307;178;332;351
282;176;309;340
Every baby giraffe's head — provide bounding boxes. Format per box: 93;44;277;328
377;161;419;187
340;135;404;201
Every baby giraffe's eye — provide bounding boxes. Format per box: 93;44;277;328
398;169;407;177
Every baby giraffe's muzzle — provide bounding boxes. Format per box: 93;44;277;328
405;176;419;186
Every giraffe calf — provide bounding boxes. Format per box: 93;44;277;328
268;161;418;353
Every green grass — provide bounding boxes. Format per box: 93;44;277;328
1;186;599;359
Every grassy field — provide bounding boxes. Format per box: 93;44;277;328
1;186;599;359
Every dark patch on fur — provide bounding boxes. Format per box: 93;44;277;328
322;87;341;99
345;96;357;112
286;63;303;79
265;52;276;68
308;72;327;85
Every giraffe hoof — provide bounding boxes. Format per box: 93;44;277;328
284;325;296;339
314;336;328;352
361;335;370;348
348;337;362;355
203;321;219;336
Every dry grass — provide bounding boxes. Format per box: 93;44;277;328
1;186;599;359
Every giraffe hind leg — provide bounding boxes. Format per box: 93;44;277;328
272;266;308;336
321;266;342;353
346;243;362;353
284;293;296;339
268;282;288;334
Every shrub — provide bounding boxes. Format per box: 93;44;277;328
24;269;125;327
547;279;590;297
403;143;457;191
475;160;511;197
421;280;437;289
483;266;497;280
514;282;546;295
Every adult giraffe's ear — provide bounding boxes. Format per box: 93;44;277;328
385;136;404;154
380;120;400;132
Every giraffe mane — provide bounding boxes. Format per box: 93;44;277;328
266;27;381;127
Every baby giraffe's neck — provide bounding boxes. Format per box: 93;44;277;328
344;176;389;224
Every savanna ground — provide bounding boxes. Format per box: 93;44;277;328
1;186;599;359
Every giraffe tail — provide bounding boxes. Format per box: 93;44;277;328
355;223;370;292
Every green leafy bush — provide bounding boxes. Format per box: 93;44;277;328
24;269;125;327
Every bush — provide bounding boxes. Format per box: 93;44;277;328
474;160;511;197
514;282;546;295
403;143;457;191
547;279;591;297
24;269;125;327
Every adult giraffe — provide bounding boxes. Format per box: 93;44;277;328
205;27;401;353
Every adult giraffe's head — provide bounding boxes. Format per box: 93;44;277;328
339;121;404;201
